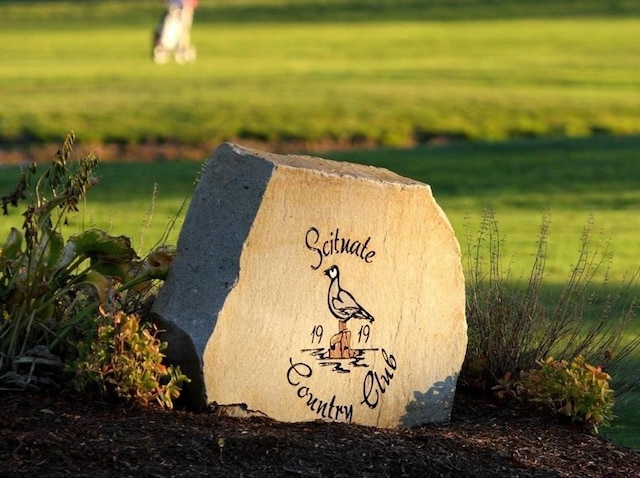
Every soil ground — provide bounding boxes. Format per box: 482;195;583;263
0;138;419;166
2;390;639;478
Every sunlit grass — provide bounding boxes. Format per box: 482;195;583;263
1;4;639;145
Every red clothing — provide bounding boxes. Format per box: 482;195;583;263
168;0;197;7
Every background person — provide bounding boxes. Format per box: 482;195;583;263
176;0;198;63
153;0;198;64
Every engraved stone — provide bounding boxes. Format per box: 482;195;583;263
152;142;467;428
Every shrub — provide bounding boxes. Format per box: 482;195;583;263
0;133;101;380
522;356;615;433
462;207;639;411
68;310;188;408
0;132;186;408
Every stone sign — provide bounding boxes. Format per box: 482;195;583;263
152;142;467;428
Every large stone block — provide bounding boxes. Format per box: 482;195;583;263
152;143;467;428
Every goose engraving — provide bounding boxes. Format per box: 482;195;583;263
324;265;374;327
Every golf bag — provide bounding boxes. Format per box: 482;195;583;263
152;5;196;64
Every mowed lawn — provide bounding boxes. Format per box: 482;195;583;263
0;1;639;145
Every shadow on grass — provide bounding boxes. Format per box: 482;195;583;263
3;0;639;27
328;135;640;210
197;0;640;24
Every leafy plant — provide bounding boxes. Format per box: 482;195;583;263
491;371;525;401
0;132;102;379
0;132;184;407
461;207;639;408
68;310;188;408
522;356;615;433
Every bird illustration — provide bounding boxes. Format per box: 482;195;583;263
324;265;375;328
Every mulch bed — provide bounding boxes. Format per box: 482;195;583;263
2;390;638;478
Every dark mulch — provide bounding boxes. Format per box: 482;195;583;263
2;390;638;478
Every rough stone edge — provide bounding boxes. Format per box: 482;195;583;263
151;311;207;411
151;143;276;410
152;143;464;415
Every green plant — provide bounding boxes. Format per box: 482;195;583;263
0;132;183;407
462;207;639;406
0;132;102;379
68;310;188;408
522;356;615;433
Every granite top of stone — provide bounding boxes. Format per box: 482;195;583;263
220;142;425;186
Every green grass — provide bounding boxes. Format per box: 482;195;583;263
1;1;639;146
1;159;201;254
2;135;638;282
606;389;640;448
2;135;638;284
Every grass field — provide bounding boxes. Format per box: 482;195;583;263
2;135;638;283
1;1;639;146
